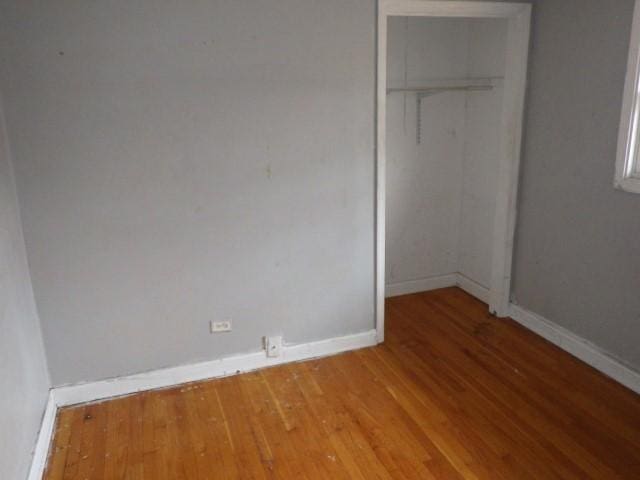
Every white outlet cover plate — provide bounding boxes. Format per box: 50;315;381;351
211;320;232;333
266;335;282;357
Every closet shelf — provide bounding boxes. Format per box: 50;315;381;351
386;78;503;145
386;77;503;96
386;85;493;94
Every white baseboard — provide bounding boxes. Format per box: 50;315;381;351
384;272;490;305
27;391;57;480
51;329;377;407
508;304;640;395
28;329;376;477
455;273;490;303
29;302;640;479
385;274;457;297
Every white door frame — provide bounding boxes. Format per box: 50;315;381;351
375;0;531;342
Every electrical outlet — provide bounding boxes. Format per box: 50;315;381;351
210;320;232;333
265;335;282;358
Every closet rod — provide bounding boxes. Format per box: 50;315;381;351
387;85;493;94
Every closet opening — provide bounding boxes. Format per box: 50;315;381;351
375;1;531;342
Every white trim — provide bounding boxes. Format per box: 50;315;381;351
488;6;531;316
385;272;489;303
29;308;640;479
386;274;457;297
615;0;640;194
375;0;388;343
375;1;532;340
27;391;57;480
51;330;377;407
381;0;526;17
456;273;490;304
384;273;491;304
29;330;377;475
508;304;640;395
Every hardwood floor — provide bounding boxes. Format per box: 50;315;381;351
43;288;640;479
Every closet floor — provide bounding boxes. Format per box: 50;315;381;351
43;288;640;479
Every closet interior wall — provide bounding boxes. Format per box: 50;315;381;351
385;17;508;298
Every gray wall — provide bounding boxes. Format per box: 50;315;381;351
1;0;639;391
0;0;375;386
513;0;640;370
0;95;50;479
